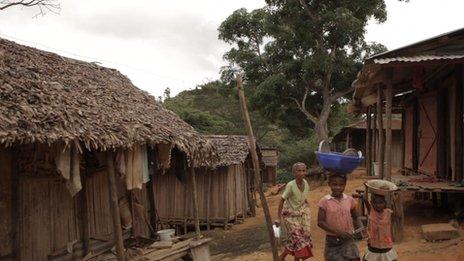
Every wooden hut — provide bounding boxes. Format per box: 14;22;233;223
0;38;216;260
153;135;257;230
333;118;403;169
349;28;464;240
261;148;279;184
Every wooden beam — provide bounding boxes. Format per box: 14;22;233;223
377;85;385;179
106;151;125;261
189;166;201;239
366;107;372;176
236;75;279;261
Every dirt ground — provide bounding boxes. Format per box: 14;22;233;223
205;170;464;261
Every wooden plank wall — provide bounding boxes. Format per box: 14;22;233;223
0;149;13;258
19;178;80;260
153;164;249;224
86;170;114;238
12;147;151;260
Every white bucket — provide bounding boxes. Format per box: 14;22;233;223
372;162;386;177
157;229;175;242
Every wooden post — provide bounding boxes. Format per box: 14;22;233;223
106;151;125;261
345;131;350;150
385;71;393;181
372;106;377;165
79;161;90;256
206;169;212;230
366;107;372;176
190;166;201;239
246;162;256;216
236;75;279;261
147;148;158;233
377;85;385;179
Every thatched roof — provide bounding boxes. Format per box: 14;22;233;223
204;135;251;166
0;38;216;166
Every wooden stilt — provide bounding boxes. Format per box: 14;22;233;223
385;72;393;181
106;151;125;261
377;85;385;179
237;75;279;261
190;166;201;239
366;107;372;176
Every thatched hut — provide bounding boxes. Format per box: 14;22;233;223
0;38;216;260
260;148;279;184
153;135;258;230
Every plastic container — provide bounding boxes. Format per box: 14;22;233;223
157;229;175;242
272;224;281;238
315;151;364;174
372;162;386;177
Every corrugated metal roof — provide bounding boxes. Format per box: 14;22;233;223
373;54;464;65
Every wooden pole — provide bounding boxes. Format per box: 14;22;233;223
372;106;377;165
377;85;385;179
106;151;125;261
206;169;212;230
345;131;350;150
79;161;90;256
246;162;256;216
385;72;393;181
366;107;372;176
190;166;201;239
236;75;279;261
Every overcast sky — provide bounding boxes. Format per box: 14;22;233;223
0;0;463;97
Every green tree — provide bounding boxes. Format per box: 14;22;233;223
219;1;392;142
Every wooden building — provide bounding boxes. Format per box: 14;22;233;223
349;28;464;240
333;118;403;169
154;135;257;230
261;148;279;184
0;38;216;260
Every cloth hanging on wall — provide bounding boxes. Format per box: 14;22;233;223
124;145;149;190
54;143;82;197
115;150;126;177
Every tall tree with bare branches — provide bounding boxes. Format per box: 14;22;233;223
0;0;60;15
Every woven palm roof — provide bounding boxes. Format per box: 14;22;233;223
0;38;216;166
204;135;252;166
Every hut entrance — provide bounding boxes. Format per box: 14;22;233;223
418;91;438;176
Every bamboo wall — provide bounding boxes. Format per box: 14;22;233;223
0;146;151;260
153;164;249;225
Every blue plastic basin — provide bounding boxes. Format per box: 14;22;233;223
315;151;364;174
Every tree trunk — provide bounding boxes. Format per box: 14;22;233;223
314;98;332;142
315;121;329;142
